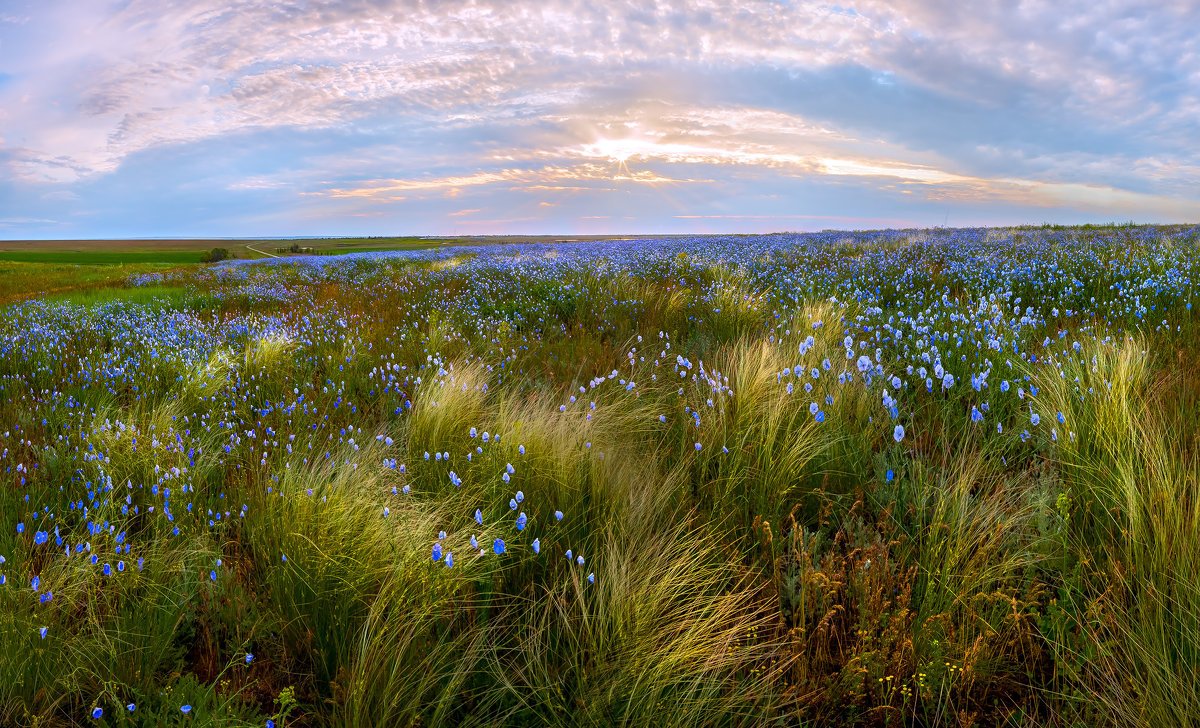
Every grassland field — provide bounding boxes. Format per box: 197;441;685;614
0;236;658;306
0;224;1198;727
0;238;459;266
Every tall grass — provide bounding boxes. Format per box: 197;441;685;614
1033;336;1200;726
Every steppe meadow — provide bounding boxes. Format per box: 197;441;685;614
2;2;1199;726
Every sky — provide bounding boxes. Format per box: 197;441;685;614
1;1;1199;238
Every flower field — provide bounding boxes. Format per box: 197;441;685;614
2;225;1199;726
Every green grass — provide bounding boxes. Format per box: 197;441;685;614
0;233;635;264
45;284;193;306
0;250;206;265
0;260;178;305
308;237;459;254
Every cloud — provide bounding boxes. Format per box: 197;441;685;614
40;190;79;201
817;159;966;185
227;177;289;191
322;163;702;201
0;216;58;225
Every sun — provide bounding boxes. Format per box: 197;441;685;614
585;137;655;165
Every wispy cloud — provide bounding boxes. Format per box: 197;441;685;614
323;164;703;201
227;177;289;191
0;217;59;225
